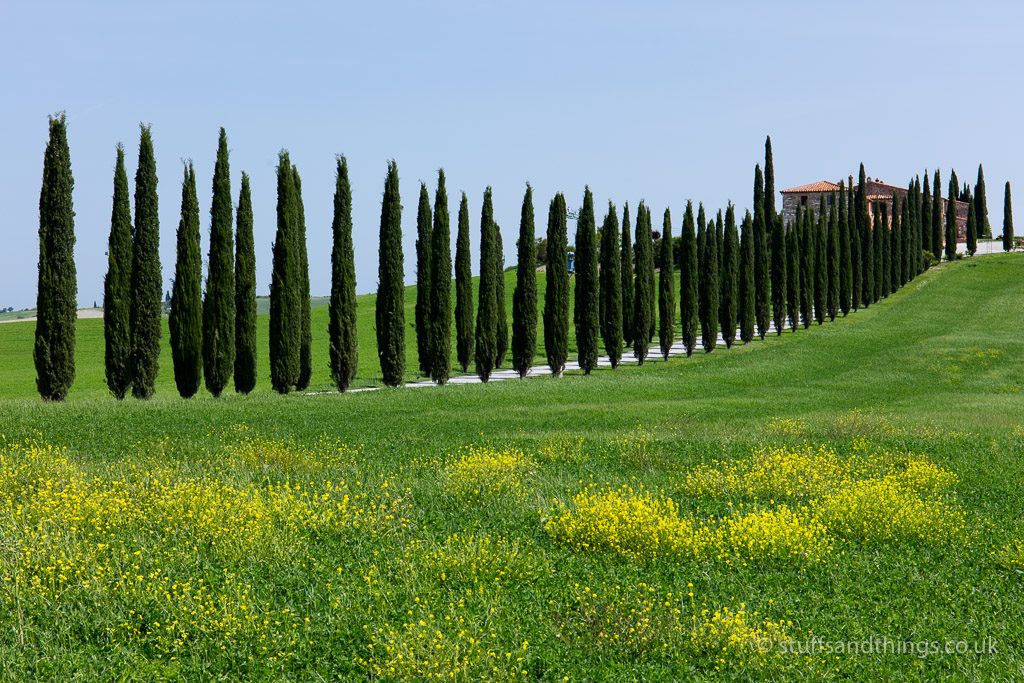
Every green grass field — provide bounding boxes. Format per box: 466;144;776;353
0;255;1022;680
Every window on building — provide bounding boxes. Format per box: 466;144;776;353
827;194;835;206
800;195;808;206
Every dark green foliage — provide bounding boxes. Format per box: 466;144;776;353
1003;182;1014;252
849;176;861;310
511;184;537;378
428;170;453;384
855;164;871;308
679;201;698;355
104;144;132;399
202;128;234;397
752;166;770;339
770;211;786;335
966;191;978;257
475;188;498;381
764;136;776;225
890;194;901;295
827;200;840;320
931;170;943;262
415;182;433;376
129;125;161;400
544;193;570;375
699;204;720;353
292;167;312;391
738;211;755;343
455;193;474;372
657;208;675;359
494;224;508;368
720;204;739;347
643;205;656;343
873;206;884;302
35;113;77;401
574;187;600;373
799;207;813;328
838;182;852;316
632;201;655;364
976;164;990;237
270;152;300;393
169;163;203;398
786;212;800;331
900;187;911;287
921;172;932;258
945;189;959;262
376;160;405;386
328;156;358;392
879;202;891;298
620;204;634;348
599;201;623;368
814;199;827;324
234;172;257;394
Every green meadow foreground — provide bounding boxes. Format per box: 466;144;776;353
0;255;1023;680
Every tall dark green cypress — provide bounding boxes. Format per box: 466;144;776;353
544;193;569;375
720;203;739;347
600;200;623;368
873;206;884;302
764;136;777;227
511;184;537;378
376;160;405;387
643;205;656;342
657;207;675;359
455;193;474;373
328;156;358;392
966;190;978;257
292;166;312;391
899;188;911;286
814;198;827;324
620;203;634;348
680;200;698;356
931;170;943;262
202;128;234;397
574;187;600;373
849;175;861;310
270;152;299;393
770;211;786;335
699;204;720;353
494;224;508;368
169;162;203;398
799;207;813;328
1003;182;1014;252
752;166;770;339
130;124;161;400
475;187;498;381
785;212;800;331
878;202;890;298
889;194;901;293
921;172;933;259
738;211;755;343
104;144;132;399
838;182;852;316
234;172;257;394
632;201;655;364
855;165;872;308
945;185;959;262
35;113;77;401
975;164;990;238
415;182;433;376
827;199;839;320
428;170;452;384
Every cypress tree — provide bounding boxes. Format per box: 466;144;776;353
202;128;234;397
475;188;498;381
738;211;755;343
455;193;474;372
966;190;977;257
600;200;623;368
644;205;657;342
130;124;161;400
786;212;800;331
544;193;569;375
657;207;675;359
376;160;405;386
680;200;698;355
494;223;508;368
931;170;943;262
799;207;813;328
104;144;132;399
873;205;884;302
511;183;537;378
720;203;739;347
292;166;313;391
414;182;433;376
764;136;777;226
921;172;933;259
35;113;77;401
838;182;852;316
632;201;655;364
849;175;861;310
753;166;770;339
234;172;257;394
270;152;299;393
946;186;959;262
855;164;872;308
911;177;923;275
890;193;901;294
814;198;827;324
827;199;840;320
169;162;203;398
620;203;634;348
716;210;725;277
328;156;358;392
428;170;452;384
699;204;720;353
770;211;786;334
574;187;600;373
901;182;913;285
976;164;990;238
1003;182;1014;252
879;201;890;298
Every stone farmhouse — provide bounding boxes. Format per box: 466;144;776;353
780;176;969;241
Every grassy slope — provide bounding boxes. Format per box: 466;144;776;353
0;255;1022;680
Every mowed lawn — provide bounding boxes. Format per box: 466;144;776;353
0;254;1022;680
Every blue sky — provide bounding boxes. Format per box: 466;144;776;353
2;1;1021;309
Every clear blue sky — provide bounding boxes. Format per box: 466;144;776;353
2;1;1021;310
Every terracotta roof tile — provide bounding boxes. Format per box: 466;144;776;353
780;181;840;194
